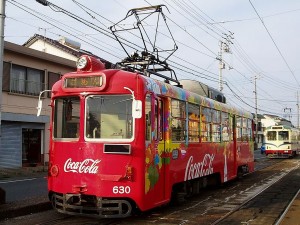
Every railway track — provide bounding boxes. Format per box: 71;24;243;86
213;159;300;225
2;156;299;225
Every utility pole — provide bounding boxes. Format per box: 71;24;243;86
254;75;258;149
284;107;292;122
0;0;5;139
218;33;233;92
218;41;225;92
297;91;299;128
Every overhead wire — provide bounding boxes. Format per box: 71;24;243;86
8;0;299;123
249;0;300;88
72;0;221;81
175;0;299;118
32;0;152;57
168;0;223;41
9;0;222;86
157;0;298;119
7;0;124;60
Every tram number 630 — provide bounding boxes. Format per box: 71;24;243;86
113;186;131;194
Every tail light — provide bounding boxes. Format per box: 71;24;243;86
125;166;134;181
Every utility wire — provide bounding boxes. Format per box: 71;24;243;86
7;0;123;59
72;0;222;81
249;0;300;87
11;0;295;120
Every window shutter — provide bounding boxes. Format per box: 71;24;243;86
48;72;61;97
2;61;11;91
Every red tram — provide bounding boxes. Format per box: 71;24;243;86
40;55;254;218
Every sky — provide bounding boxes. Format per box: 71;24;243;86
4;0;300;127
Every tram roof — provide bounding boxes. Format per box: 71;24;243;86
141;76;252;119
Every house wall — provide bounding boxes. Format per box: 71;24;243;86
28;41;78;61
0;41;76;168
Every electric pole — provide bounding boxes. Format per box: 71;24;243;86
218;33;233;92
284;107;292;122
254;75;258;149
0;0;5;139
218;41;224;92
297;91;299;128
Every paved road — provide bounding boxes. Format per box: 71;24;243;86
0;151;264;204
0;176;47;202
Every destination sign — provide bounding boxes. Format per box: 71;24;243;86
64;76;103;88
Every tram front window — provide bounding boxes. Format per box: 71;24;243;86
278;131;289;140
54;97;80;139
267;131;276;141
85;95;133;139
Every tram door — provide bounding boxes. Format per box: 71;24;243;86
145;94;166;202
155;97;166;200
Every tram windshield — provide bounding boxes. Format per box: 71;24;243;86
278;131;289;140
54;97;80;139
267;131;276;141
85;95;133;139
266;130;289;141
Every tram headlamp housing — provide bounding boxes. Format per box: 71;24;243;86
76;56;88;70
75;55;105;72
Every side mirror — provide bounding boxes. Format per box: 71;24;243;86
37;99;43;117
36;90;52;117
124;87;142;119
132;99;142;119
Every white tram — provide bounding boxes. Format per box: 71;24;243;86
264;125;300;158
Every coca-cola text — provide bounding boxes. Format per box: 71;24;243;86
184;154;215;181
64;158;101;174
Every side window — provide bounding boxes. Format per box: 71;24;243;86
145;94;151;141
242;117;249;141
236;116;242;141
211;109;221;142
171;99;186;142
27;68;44;95
247;119;252;141
10;64;44;96
221;112;230;142
201;107;211;142
11;64;26;94
188;103;200;142
230;115;234;141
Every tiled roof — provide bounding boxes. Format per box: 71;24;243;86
23;34;81;57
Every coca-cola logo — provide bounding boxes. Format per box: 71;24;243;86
64;158;101;174
184;154;215;181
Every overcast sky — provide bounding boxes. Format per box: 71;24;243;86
4;0;300;126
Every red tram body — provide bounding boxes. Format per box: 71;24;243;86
46;55;254;218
